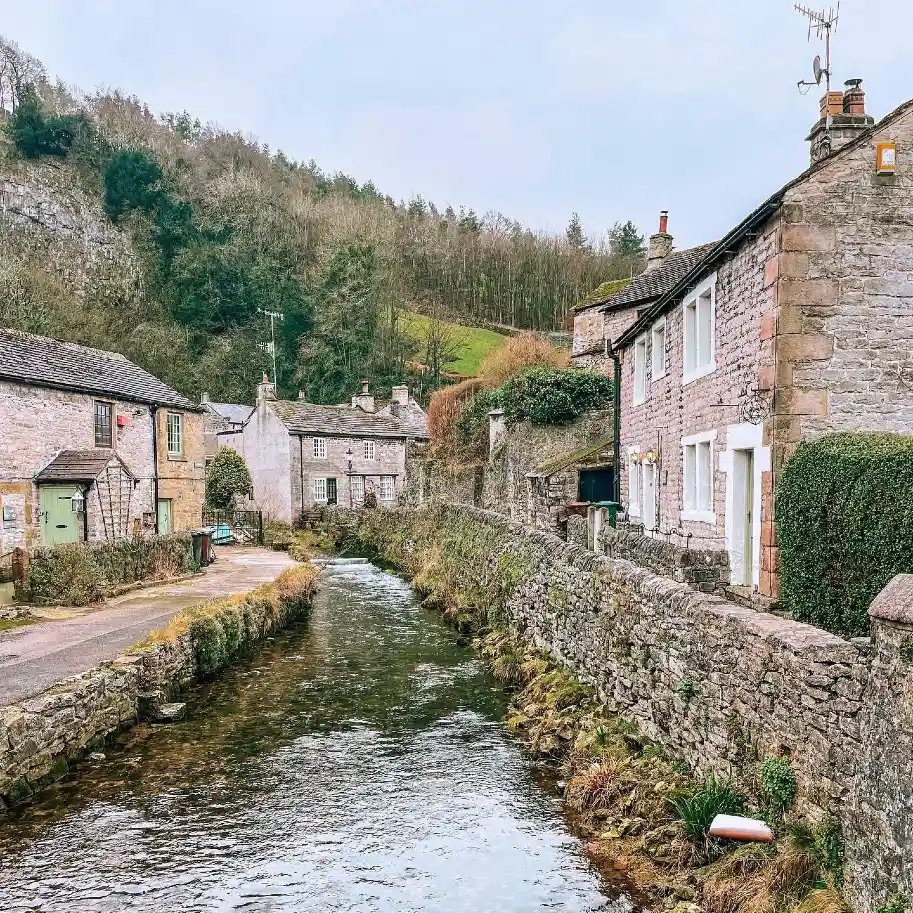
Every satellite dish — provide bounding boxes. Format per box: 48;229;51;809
813;55;823;85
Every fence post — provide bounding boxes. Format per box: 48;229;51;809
258;511;264;545
11;547;29;599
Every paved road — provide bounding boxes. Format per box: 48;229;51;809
0;547;297;707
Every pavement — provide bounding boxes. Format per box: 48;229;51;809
0;547;297;708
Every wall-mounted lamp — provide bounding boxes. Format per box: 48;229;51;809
71;489;85;514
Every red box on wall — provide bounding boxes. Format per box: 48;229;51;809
116;414;129;428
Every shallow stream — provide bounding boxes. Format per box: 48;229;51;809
0;560;632;912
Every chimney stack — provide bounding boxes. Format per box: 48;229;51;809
808;79;874;164
351;380;376;413
391;385;410;406
200;392;210;405
298;390;307;401
646;211;673;272
256;374;277;406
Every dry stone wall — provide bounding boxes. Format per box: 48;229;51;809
345;502;913;912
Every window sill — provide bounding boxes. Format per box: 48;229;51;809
651;370;667;382
167;454;185;461
681;508;716;524
632;395;646;407
682;363;716;387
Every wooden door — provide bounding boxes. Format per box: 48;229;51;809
157;499;173;535
40;485;80;546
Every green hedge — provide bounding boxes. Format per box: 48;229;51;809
500;367;613;426
25;535;196;606
776;432;913;637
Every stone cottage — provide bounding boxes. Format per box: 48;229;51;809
0;329;205;550
574;83;913;602
201;396;253;461
218;379;429;522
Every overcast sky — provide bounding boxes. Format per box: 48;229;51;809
2;1;911;248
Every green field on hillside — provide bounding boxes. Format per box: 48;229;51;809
402;312;507;377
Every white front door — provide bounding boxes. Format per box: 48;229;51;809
731;449;755;586
643;462;657;534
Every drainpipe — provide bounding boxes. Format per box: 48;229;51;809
299;434;305;524
151;406;160;533
605;337;622;507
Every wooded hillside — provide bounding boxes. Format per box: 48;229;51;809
0;37;643;405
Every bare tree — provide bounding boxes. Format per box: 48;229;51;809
0;36;46;111
423;304;466;386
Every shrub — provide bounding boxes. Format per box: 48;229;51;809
25;535;195;606
671;776;744;840
104;148;165;221
454;387;504;455
205;447;254;509
6;85;85;159
776;432;913;637
427;378;484;451
500;367;613;426
478;331;567;387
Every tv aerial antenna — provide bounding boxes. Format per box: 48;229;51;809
795;3;840;160
795;3;840;97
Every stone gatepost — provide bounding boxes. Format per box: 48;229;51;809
488;409;506;459
845;575;913;912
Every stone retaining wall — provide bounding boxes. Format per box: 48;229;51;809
0;566;316;811
600;524;731;594
341;503;913;912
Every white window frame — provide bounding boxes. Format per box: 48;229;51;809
312;477;328;502
651;318;666;381
166;412;183;457
633;334;648;405
627;446;642;517
379;476;395;502
682;272;717;386
351;475;365;504
681;429;717;524
364;439;376;461
313;437;327;459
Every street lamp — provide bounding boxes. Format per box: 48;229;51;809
70;489;85;514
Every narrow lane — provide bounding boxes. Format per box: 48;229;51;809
0;548;296;706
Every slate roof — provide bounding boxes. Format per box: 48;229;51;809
35;450;134;483
269;400;428;439
376;401;430;438
0;329;200;411
596;244;717;312
207;402;254;425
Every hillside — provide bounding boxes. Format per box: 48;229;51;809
0;37;642;405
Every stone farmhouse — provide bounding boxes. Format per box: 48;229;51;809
217;379;429;522
572;83;913;602
0;329;205;551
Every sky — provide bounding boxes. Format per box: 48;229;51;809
2;0;912;248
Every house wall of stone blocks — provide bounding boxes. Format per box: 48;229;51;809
156;409;206;532
0;380;154;550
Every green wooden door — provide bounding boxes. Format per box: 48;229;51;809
157;499;173;535
39;485;81;546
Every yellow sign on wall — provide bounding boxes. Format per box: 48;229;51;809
876;142;897;174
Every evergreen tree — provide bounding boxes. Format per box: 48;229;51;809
608;220;646;258
565;212;589;252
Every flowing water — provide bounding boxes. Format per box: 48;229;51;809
0;560;632;912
